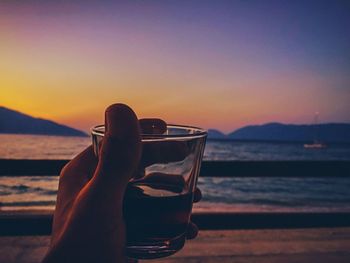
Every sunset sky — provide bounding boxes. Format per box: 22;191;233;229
1;0;349;133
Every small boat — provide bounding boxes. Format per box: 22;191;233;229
304;142;327;149
303;112;327;149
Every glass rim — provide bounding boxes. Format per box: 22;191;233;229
91;124;207;141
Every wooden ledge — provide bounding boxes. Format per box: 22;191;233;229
1;211;350;236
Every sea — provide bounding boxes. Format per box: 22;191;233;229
1;134;350;212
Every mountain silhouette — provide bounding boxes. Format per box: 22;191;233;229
0;106;87;137
207;122;350;143
227;122;350;143
207;129;227;139
2;106;349;142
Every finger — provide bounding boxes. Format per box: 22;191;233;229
53;146;98;235
139;118;166;134
186;222;198;239
58;145;98;198
92;104;142;192
61;145;97;180
138;119;190;167
193;188;202;203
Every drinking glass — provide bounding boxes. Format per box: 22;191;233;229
91;124;207;259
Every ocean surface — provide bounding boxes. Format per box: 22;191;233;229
1;134;350;212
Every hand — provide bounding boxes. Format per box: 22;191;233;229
42;104;201;263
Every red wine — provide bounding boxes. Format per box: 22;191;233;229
123;182;193;244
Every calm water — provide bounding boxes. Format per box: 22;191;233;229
1;134;350;161
0;134;350;212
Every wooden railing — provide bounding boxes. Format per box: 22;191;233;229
1;159;349;177
1;159;350;236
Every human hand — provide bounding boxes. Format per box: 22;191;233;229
43;104;200;263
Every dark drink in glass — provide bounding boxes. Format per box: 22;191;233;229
124;182;194;259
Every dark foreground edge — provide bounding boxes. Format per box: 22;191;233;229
1;212;350;236
1;159;350;177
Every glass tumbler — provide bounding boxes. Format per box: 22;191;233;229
91;124;207;259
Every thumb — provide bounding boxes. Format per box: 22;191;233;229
93;103;141;190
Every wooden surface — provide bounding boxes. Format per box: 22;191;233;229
1;228;350;263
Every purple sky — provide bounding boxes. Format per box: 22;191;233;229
1;1;349;132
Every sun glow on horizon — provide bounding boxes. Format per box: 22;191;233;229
1;1;349;133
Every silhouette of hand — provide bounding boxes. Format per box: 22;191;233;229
42;104;200;263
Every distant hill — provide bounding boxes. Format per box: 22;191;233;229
207;129;227;140
0;106;88;137
228;122;350;143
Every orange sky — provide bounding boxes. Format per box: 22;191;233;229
1;2;349;133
